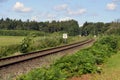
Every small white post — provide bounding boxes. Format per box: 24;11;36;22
63;33;68;43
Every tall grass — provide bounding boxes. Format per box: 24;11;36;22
91;52;120;80
0;36;24;46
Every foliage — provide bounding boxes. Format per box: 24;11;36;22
80;20;120;36
80;22;110;36
53;50;97;77
106;19;120;35
19;35;36;53
17;68;67;80
17;35;120;80
98;36;118;51
0;45;19;58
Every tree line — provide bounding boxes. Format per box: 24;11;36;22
0;18;120;36
0;18;79;36
80;21;111;36
80;19;120;36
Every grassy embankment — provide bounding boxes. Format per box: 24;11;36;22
91;51;120;80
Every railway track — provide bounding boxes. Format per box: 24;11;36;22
0;39;94;80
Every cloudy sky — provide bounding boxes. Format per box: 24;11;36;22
0;0;120;26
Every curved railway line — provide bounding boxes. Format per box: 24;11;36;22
0;39;94;80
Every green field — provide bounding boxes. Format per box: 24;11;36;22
0;36;25;46
0;35;87;47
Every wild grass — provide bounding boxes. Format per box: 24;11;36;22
91;51;120;80
0;35;87;58
0;36;24;46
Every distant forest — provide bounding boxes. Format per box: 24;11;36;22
0;18;120;36
81;19;120;35
0;18;79;36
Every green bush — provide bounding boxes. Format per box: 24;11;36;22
53;50;97;77
98;36;118;51
17;68;67;80
0;45;19;58
19;35;36;53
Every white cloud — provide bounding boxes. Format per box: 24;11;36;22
31;13;56;21
59;17;83;27
13;2;32;13
31;16;38;21
59;17;72;21
106;3;117;10
46;14;56;19
67;8;87;15
54;4;68;11
42;13;56;21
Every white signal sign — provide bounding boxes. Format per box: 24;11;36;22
63;33;68;39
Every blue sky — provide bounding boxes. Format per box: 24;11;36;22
0;0;120;26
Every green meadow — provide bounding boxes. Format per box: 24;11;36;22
0;36;25;46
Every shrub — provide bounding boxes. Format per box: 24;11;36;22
19;35;35;53
17;68;67;80
0;45;19;58
98;36;118;51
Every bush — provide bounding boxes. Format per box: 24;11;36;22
17;68;67;80
0;45;19;58
98;36;118;51
19;35;35;53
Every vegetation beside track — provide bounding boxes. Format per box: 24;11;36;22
0;33;88;58
17;35;120;80
90;51;120;80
